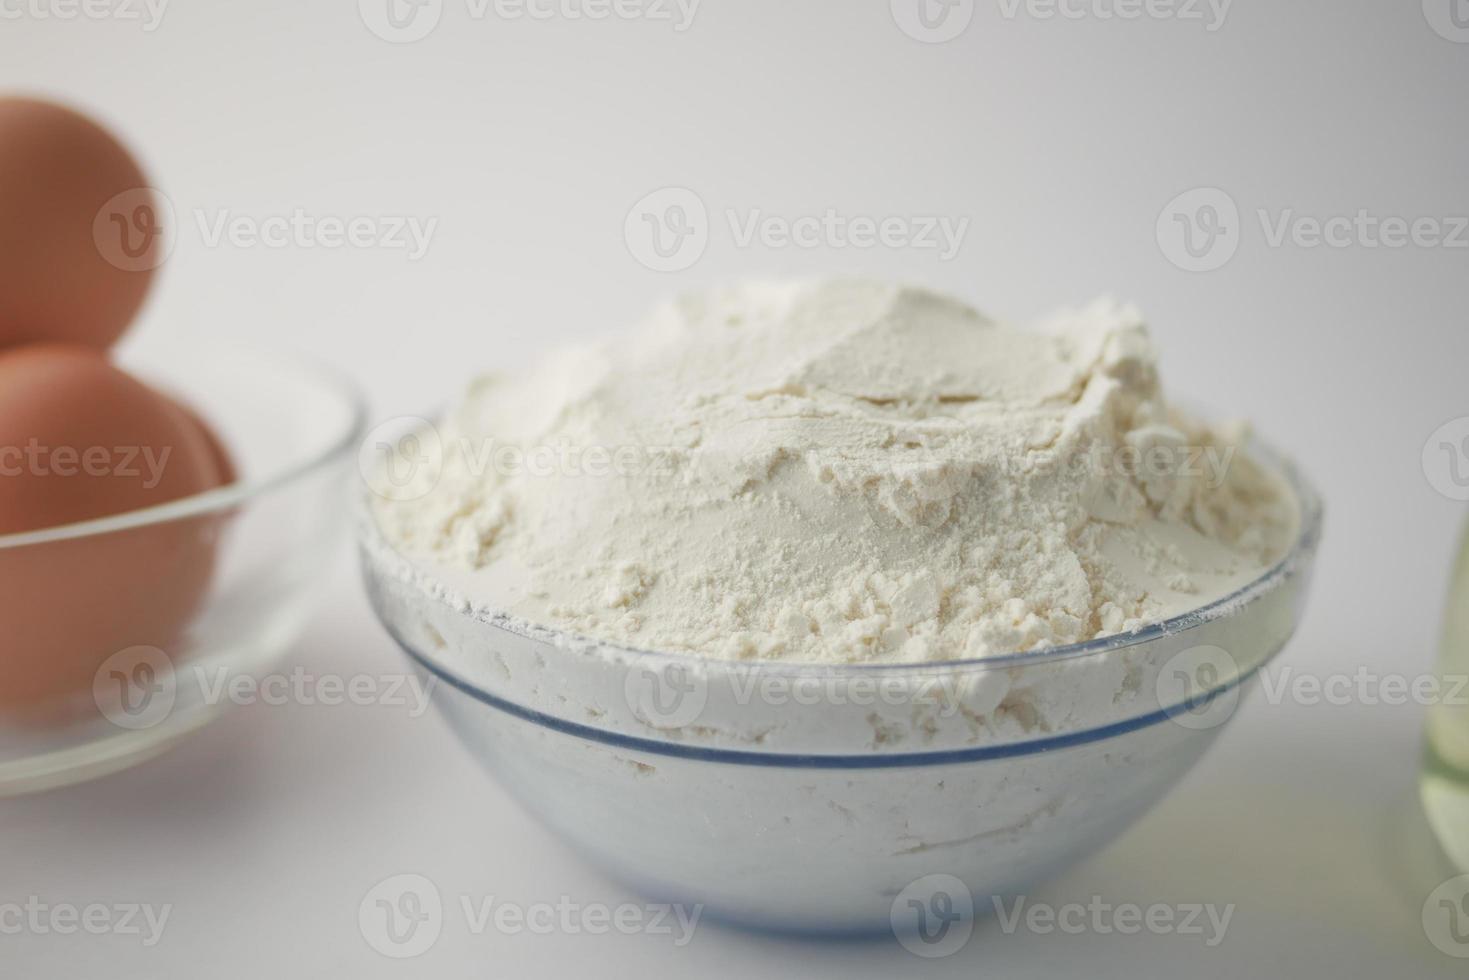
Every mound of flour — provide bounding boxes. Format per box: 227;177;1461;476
373;280;1298;664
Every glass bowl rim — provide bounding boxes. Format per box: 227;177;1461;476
365;434;1324;675
0;345;368;551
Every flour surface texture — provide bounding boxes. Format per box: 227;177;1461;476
374;280;1298;664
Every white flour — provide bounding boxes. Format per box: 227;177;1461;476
373;279;1298;664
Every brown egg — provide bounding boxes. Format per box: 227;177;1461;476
175;400;238;488
0;98;163;351
0;347;229;714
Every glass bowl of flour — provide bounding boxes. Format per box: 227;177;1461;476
359;281;1323;934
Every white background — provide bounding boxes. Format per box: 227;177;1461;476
3;0;1469;975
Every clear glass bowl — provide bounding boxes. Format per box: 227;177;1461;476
359;441;1322;935
1422;516;1469;873
0;343;366;796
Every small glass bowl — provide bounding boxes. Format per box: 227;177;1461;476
0;343;366;796
360;439;1322;935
